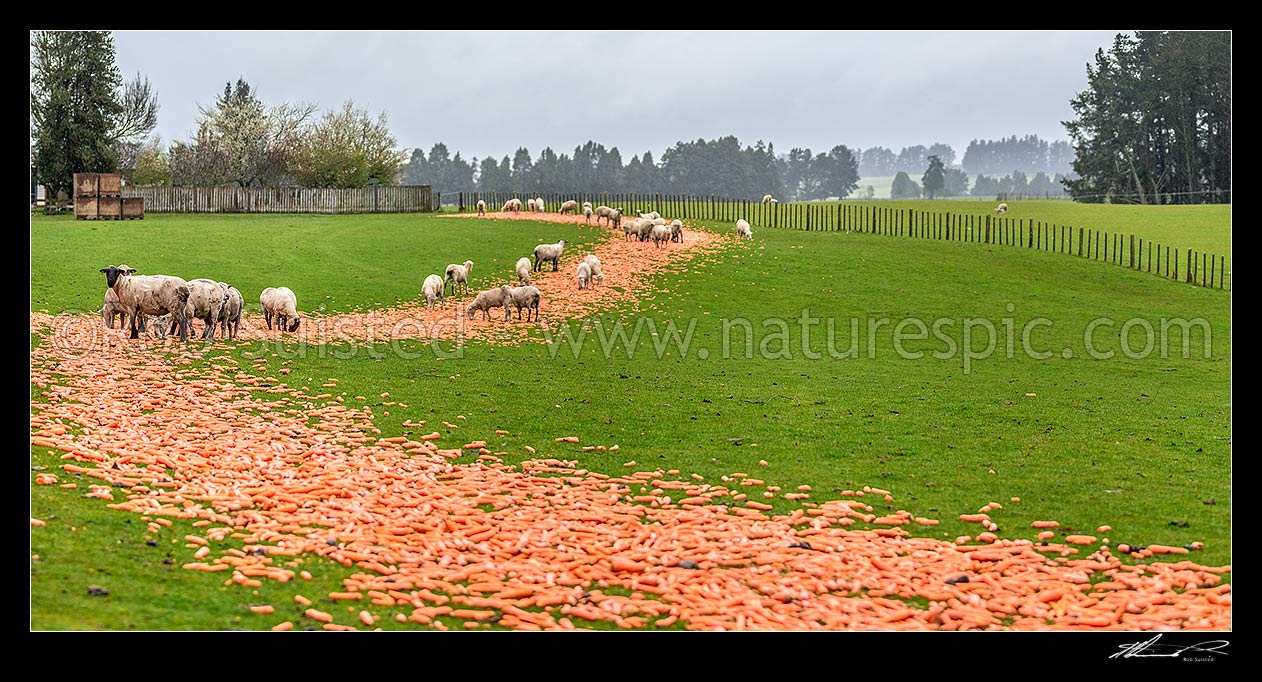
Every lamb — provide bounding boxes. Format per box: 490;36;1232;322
582;205;594;224
994;202;1008;214
559;200;578;215
477;200;487;216
735;219;753;240
533;239;566;272
651;224;673;248
583;254;604;285
670;219;684;243
99;264;191;341
507;285;541;322
182;278;227;339
259;286;301;332
595;205;614;225
466;285;512;321
218;284;244;339
576;261;592;290
514;257;532;285
101;288;128;329
445;260;475;296
422;274;445;309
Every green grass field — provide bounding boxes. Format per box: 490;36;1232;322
31;207;1231;629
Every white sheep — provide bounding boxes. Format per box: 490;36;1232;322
445;260;475;296
761;194;775;204
623;218;642;241
533;240;566;272
639;211;660;220
670;219;684;243
637;219;656;242
581;201;592;209
651;224;673;248
534;197;544;212
610;208;623;232
183;279;227;339
501;199;517;212
511;198;523;212
422;274;445;309
466;285;512;321
595;205;614;225
652;217;667;226
218;284;244;339
507;285;541;322
101;287;128;329
99;264;191;341
582;205;594;224
735;219;753;240
525;198;537;212
559;200;578;215
994;202;1008;214
477;200;487;216
259;286;300;332
576;261;592;290
583;254;604;285
515;257;532;285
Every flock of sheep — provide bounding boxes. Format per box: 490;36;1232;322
99;264;292;342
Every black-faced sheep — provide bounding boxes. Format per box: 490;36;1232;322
99;264;191;341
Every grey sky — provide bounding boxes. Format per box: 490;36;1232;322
115;30;1119;163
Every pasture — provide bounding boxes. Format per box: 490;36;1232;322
31;206;1231;630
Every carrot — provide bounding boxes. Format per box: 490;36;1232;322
611;557;647;573
249;605;274;615
1065;535;1097;545
1031;520;1060;529
305;608;333;623
322;623;357;631
294;595;312;606
959;514;989;523
271;621;293;631
328;591;363;601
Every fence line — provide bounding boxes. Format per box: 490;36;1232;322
121;185;437;213
448;191;1229;291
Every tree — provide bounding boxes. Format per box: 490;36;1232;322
290;100;405;188
31;30;125;200
943;167;969;197
890;171;921;199
922;155;945;199
859;147;896;176
926;143;956;168
511;148;533;194
819;145;859;200
896;145;929;173
131;137;169;186
1063;31;1230;203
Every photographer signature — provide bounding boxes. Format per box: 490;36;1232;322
1111;634;1229;659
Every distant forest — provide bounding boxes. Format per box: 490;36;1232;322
404;134;1077;201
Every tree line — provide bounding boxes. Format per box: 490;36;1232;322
960;135;1076;176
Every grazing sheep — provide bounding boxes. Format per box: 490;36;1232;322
477;200;487;216
651;224;673;248
762;194;776;204
507;285;541;322
534;197;544;212
559;200;578;215
218;284;244;339
533;239;566;272
595;205;614;225
511;198;523;212
515;257;532;285
99;264;190;341
637;218;656;242
259;286;301;332
735;219;753;240
501;199;517;212
623;218;642;241
526;198;537;212
422;274;445;309
101;288;128;329
181;279;227;339
582;205;594;224
994;202;1008;214
466;285;512;321
583;254;604;285
670;219;684;243
576;261;592;290
445;260;475;296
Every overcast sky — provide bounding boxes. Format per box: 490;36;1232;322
114;30;1120;162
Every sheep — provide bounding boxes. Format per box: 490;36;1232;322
994;202;1008;214
637;218;656;242
610;208;623;232
581;201;592;209
651;224;673;248
559;200;578;215
148;314;170;339
218;284;244;339
511;198;523;212
735;219;753;240
583;254;604;285
180;278;227;339
444;260;475;296
526;198;537;212
595;205;614;225
422;274;445;309
259;286;300;332
515;257;532;285
477;200;487;216
582;205;594;224
99;264;191;341
652;217;667;226
576;261;592;290
533;239;566;272
101;288;128;329
761;194;775;204
623;218;642;241
466;285;512;321
638;211;660;221
670;219;684;243
534;197;544;212
507;285;541;322
501;198;518;213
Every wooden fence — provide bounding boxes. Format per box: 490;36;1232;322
122;185;436;213
450;191;1230;291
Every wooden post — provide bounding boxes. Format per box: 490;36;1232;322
1129;235;1135;268
1202;252;1207;287
1220;255;1225;289
1209;253;1215;288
